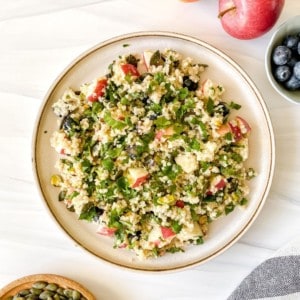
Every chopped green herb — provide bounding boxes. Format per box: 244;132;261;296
225;203;235;215
171;220;182;234
79;203;98;221
102;158;114;171
154;116;172;128
103;111;127;130
229;101;242;110
206;97;214;116
150;50;164;66
167;247;184;253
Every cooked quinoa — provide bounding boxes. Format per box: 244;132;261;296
50;49;255;258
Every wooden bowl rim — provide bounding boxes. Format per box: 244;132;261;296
0;273;96;299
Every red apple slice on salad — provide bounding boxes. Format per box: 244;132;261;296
126;167;149;188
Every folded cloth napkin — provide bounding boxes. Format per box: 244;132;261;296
228;236;300;300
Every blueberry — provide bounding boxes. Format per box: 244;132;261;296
183;76;198;91
148;113;158;120
285;75;300;91
141;96;150;104
287;56;298;68
294;61;300;80
283;34;299;51
215;102;230;117
272;45;292;65
274;65;292;82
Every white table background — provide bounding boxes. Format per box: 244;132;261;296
1;1;300;299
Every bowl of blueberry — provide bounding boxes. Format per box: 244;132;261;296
265;15;300;104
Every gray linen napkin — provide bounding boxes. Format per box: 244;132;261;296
228;236;300;300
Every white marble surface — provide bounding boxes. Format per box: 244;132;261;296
1;1;300;299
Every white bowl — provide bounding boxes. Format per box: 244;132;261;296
265;15;300;104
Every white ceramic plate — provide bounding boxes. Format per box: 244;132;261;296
32;31;275;272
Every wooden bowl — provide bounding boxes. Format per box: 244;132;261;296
0;274;96;299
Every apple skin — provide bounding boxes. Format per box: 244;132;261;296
219;0;285;40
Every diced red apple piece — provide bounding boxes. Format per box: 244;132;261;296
217;116;251;141
118;243;127;249
127;167;149;188
155;126;175;140
120;63;140;77
200;79;213;95
208;176;227;194
228;116;251;141
228;120;243;141
143;50;154;71
161;226;176;239
137;58;148;75
97;226;117;237
236;116;251;134
87;79;108;102
132;176;148;188
215;178;227;190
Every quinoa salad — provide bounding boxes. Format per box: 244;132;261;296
50;49;255;259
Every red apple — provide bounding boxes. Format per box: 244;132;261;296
87;78;107;102
207;176;227;194
120;63;140;77
228;120;243;141
218;0;285;40
155;126;175;140
143;50;154;71
126;167;149;188
236;116;251;133
97;226;117;237
161;226;176;239
215;178;227;190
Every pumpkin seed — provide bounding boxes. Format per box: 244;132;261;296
32;281;47;289
39;290;54;299
25;296;38;300
63;289;73;297
18;289;30;296
30;288;42;295
46;283;58;291
72;290;81;300
56;287;64;295
12;297;24;300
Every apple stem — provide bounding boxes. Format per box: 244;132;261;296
218;6;236;18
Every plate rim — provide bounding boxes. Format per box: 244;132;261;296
32;30;276;272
